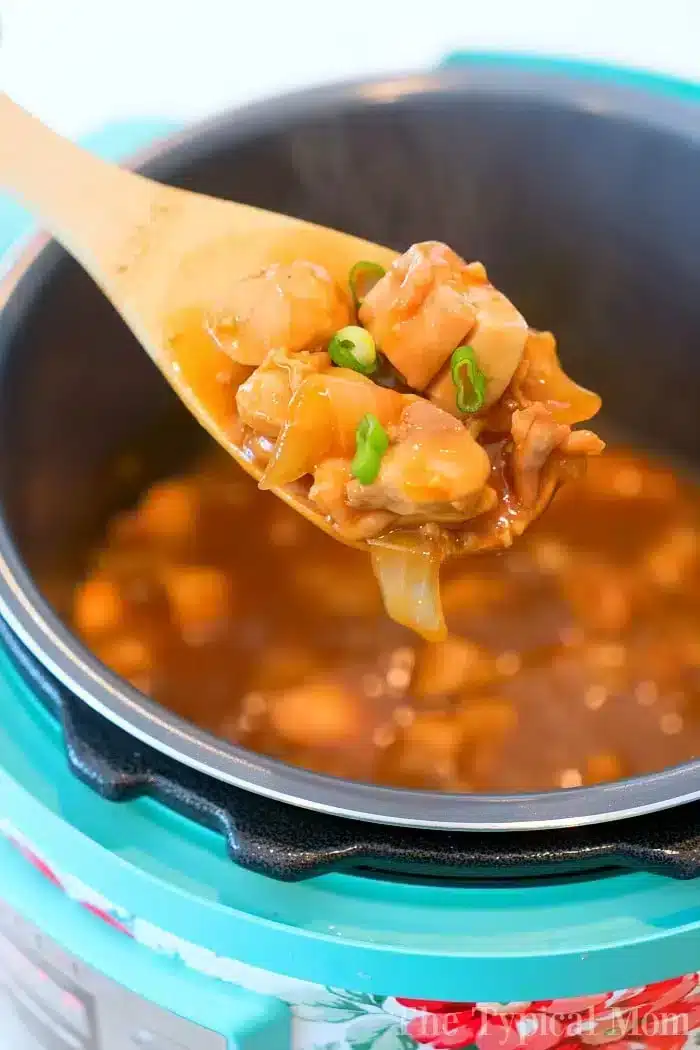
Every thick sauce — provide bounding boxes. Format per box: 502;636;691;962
72;444;700;792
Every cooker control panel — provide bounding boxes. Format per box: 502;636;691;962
0;898;227;1049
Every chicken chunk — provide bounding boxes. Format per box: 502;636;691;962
346;402;493;522
309;459;395;540
359;241;528;411
395;398;482;441
308;403;494;538
359;242;478;390
512;404;604;507
236;349;329;440
427;278;529;415
216;260;351;366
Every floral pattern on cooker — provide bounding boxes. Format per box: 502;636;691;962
2;819;700;1050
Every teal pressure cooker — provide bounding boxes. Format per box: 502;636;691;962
1;55;700;1050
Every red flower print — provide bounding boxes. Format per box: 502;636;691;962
477;1003;534;1016
649;1005;700;1032
612;1038;686;1050
407;1007;482;1048
398;971;700;1050
477;1012;566;1050
534;995;609;1016
575;1008;636;1045
619;976;698;1013
645;1036;689;1050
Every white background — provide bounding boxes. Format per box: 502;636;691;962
2;0;700;138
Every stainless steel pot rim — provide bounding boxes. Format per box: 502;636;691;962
2;63;700;833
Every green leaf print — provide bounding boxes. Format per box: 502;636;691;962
397;1034;420;1050
294;986;381;1022
346;1013;405;1049
328;987;387;1011
294;985;406;1042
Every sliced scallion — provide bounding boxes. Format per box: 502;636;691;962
450;345;487;413
349;260;386;309
351;413;389;485
328;325;378;375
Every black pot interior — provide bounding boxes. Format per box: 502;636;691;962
1;71;700;853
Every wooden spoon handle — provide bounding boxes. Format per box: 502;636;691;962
0;93;163;279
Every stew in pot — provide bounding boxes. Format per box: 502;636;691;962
72;442;700;793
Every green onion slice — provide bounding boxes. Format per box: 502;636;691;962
349;260;386;309
351;413;389;485
328;326;378;375
450;345;487;413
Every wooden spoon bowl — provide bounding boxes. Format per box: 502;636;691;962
0;95;597;640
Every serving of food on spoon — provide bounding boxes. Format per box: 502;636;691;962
0;94;604;640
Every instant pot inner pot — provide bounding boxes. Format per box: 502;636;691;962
1;80;700;873
3;87;700;581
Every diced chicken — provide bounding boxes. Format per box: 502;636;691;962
509;330;602;425
261;370;407;489
215;260;351;366
236;349;329;439
309;459;395;540
308;403;495;537
511;404;604;507
360;241;528;412
511;405;569;508
236;366;290;440
346;401;494;522
395;398;482;441
359;241;478;390
345;438;494;522
427;279;529;415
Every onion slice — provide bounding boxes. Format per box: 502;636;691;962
370;533;447;642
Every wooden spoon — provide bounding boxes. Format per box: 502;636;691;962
0;93;400;541
0;96;584;642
